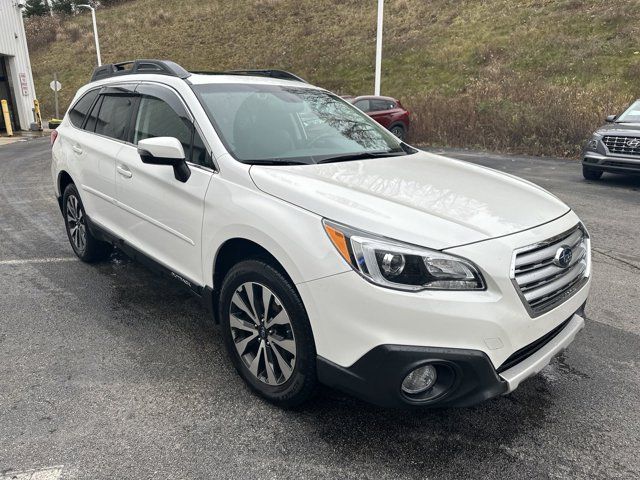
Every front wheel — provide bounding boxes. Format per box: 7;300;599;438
219;260;317;407
582;165;603;180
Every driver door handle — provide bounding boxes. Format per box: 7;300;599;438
117;164;133;179
72;145;83;155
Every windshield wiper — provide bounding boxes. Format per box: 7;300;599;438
244;159;311;166
316;150;406;164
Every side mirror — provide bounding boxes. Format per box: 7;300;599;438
137;137;191;183
605;114;617;123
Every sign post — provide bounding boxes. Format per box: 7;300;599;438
50;74;62;119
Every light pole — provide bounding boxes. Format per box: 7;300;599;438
374;0;384;96
76;4;102;66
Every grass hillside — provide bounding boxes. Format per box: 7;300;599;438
26;0;640;157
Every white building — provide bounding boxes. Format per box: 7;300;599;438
0;0;37;132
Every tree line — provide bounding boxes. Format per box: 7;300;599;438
23;1;128;17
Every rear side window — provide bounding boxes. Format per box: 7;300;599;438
94;95;134;141
370;99;396;111
68;89;99;128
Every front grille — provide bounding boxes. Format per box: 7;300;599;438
496;317;571;373
512;225;589;317
603;135;640;156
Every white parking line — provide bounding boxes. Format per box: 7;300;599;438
0;466;63;480
0;257;76;266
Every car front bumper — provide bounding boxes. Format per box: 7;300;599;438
298;211;590;407
317;307;585;408
583;152;640;174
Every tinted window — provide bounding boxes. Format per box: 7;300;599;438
134;96;192;156
370;99;395;111
84;96;102;132
191;129;211;167
68;89;99;128
94;95;134;140
354;99;371;112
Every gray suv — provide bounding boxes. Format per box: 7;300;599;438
583;99;640;180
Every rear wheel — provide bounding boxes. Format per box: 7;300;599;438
582;165;603;180
390;124;406;140
62;184;111;262
219;259;317;407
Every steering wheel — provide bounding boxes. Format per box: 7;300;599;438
307;132;336;148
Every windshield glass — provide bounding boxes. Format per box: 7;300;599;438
192;83;409;164
616;100;640;123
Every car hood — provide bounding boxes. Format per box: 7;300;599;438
595;122;640;135
249;151;570;249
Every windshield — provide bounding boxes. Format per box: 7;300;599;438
616;100;640;123
192;83;410;164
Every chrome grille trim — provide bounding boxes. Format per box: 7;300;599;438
511;224;590;317
602;135;640;156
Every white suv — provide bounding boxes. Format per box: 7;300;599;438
52;60;591;407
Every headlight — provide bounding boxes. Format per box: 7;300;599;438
586;136;600;151
323;220;485;291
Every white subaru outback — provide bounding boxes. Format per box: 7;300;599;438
51;59;591;408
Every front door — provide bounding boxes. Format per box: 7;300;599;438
114;83;213;286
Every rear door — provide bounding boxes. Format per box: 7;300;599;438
75;84;137;236
367;99;397;128
114;83;214;286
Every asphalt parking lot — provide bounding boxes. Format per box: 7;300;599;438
1;138;639;479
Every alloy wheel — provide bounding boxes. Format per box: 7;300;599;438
66;195;86;253
391;126;404;140
229;282;296;386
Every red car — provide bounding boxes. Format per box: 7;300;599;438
345;95;410;140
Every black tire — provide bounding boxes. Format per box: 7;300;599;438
389;124;406;140
583;165;603;180
219;259;317;407
62;183;111;262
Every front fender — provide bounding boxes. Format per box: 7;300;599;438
202;178;350;288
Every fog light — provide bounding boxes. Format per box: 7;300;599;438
401;365;437;395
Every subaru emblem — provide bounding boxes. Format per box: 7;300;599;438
553;246;573;268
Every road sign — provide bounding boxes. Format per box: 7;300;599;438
50;80;62;92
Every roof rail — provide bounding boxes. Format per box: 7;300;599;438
190;69;308;83
90;59;191;82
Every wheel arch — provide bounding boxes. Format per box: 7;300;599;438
209;236;301;324
56;170;75;211
388;121;407;132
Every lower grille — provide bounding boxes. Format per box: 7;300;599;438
603;160;640;170
512;224;589;317
603;135;640;156
496;318;571;373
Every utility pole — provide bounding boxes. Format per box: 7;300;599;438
374;0;384;96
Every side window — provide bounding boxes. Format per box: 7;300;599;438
354;99;370;112
191;129;212;167
94;94;134;141
84;96;103;132
68;89;99;128
370;99;394;111
134;96;192;157
134;93;213;168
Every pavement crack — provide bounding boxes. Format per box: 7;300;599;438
592;248;640;272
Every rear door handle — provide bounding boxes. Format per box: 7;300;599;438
117;164;132;179
72;145;83;155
